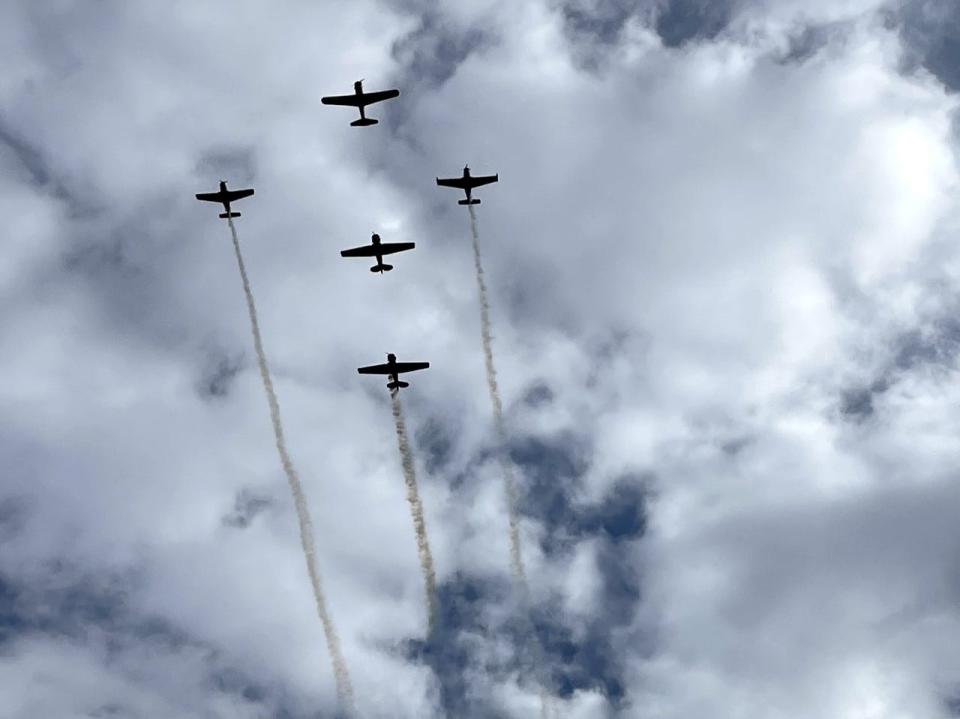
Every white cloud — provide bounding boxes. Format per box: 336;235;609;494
3;0;960;716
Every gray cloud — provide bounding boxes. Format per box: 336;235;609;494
391;9;492;89
654;0;735;47
0;119;52;187
222;489;274;529
561;0;642;46
895;0;960;91
558;0;737;71
195;147;257;187
0;566;306;716
4;0;960;716
198;350;245;400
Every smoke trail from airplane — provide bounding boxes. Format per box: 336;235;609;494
226;218;354;712
390;389;438;633
467;206;526;587
468;207;557;719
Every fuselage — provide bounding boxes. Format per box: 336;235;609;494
386;353;399;384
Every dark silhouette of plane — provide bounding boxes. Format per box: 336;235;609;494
321;80;400;126
436;165;498;205
340;233;415;273
195;181;255;218
358;353;429;391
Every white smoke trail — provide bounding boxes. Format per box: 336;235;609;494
226;217;354;713
467;207;557;719
390;389;439;633
467;206;526;587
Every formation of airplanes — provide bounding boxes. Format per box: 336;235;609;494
196;81;497;392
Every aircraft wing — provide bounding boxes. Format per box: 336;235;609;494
436;177;469;189
340;245;379;258
321;94;364;107
357;362;393;375
377;241;415;256
393;361;429;374
468;174;498;188
224;188;254;201
360;88;400;105
195;192;224;202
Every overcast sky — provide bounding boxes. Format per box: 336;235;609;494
4;0;960;717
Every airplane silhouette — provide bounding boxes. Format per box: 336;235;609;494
357;353;429;391
436;165;498;205
195;181;255;218
321;80;400;127
340;233;415;273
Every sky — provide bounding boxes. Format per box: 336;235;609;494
3;0;960;717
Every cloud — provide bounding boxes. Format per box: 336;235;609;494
4;0;960;716
892;0;960;91
0;565;315;718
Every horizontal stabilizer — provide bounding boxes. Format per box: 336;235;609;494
350;118;378;127
219;212;241;219
458;199;481;206
371;264;393;273
387;380;410;390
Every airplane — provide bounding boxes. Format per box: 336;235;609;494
357;353;429;391
340;233;415;273
195;181;255;218
321;80;400;127
435;165;498;205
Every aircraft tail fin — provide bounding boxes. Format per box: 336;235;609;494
351;118;378;127
371;263;393;273
219;212;241;219
458;199;481;206
387;380;409;391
